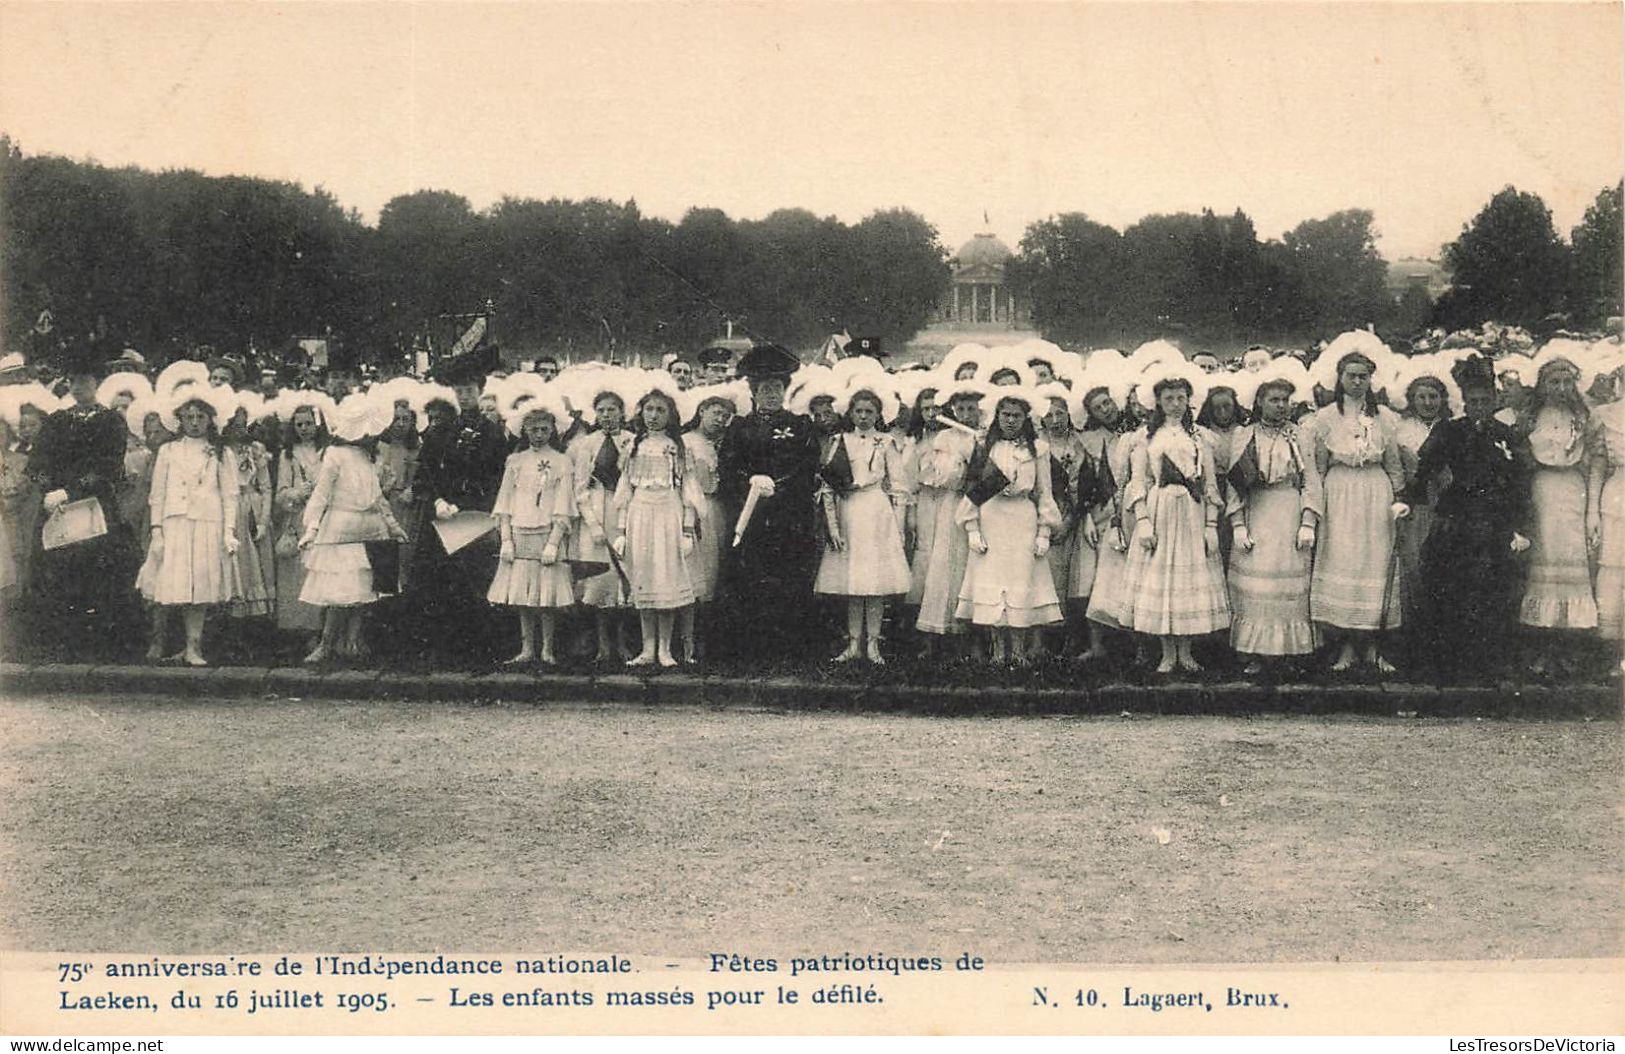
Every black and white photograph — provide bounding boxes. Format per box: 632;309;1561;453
0;0;1621;1040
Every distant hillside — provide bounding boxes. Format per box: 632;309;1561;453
1387;257;1451;299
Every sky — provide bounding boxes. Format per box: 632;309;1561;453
1;2;1620;261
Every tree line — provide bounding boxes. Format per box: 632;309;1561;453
2;134;1618;365
0;137;948;364
1006;183;1621;349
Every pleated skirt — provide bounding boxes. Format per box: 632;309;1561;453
1122;485;1230;637
137;518;241;606
488;528;576;608
915;493;970;634
905;486;946;605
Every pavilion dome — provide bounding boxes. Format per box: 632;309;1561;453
953;232;1013;269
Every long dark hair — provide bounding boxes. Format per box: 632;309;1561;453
281;402;332;451
904;386;940;439
1332;352;1381;416
1146;378;1195;441
1517;359;1589;435
628;390;685;461
173;394;227;454
990;395;1038;455
1250;378;1297;423
1195;383;1246;428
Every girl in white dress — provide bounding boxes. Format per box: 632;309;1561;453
272;395;331;638
611;383;704;667
954;390;1063;665
1518;352;1599;674
1307;351;1408;673
914;380;986;653
1121;370;1231;674
677;386;740;662
568;382;636;662
1036;384;1085;657
297;394;407;664
136;385;242;666
1586;364;1625;671
489;391;577;667
814;383;912;664
1225;374;1323;673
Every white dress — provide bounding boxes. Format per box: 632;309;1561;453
682;431;726;603
1120;425;1230;636
1520;407;1598;629
612;434;704;611
1225;422;1322;655
1307;402;1405;631
137;436;242;606
569;429;633;608
814;429;912;597
954;437;1064;628
487;447;577;609
300;444;400;607
915;428;978;634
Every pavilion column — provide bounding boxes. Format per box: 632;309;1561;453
972;284;979;323
953;284;960;322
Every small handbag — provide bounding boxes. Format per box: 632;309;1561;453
41;497;108;550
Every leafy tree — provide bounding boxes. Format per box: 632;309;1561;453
1438;186;1570;328
1005;213;1125;344
1280;209;1390;336
1570;182;1623;325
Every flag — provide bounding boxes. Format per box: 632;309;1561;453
818;330;851;366
448;315;487;359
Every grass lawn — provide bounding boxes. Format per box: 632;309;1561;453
0;695;1617;963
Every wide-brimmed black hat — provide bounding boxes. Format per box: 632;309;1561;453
59;344;108;379
1451;354;1498;393
736;344;800;380
432;343;501;386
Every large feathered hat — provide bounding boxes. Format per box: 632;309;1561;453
269;389;337;430
160;379;237;433
939;342;989;379
975;346;1039;389
1134;358;1210;413
96;371;153;409
0;382;63;433
677;379;752;426
831;372;902;426
500;374;571;439
328;392;395;444
122;391;166;441
1311;329;1395;394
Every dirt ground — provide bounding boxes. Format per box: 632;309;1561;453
0;694;1618;963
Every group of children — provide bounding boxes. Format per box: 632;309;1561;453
2;327;1622;683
